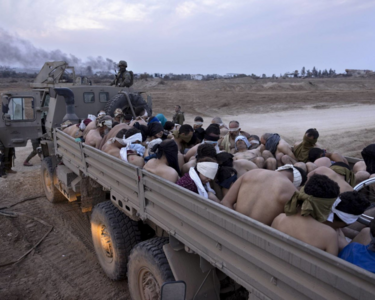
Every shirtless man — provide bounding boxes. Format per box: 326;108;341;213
172;124;194;154
217;152;258;178
211;117;228;137
260;133;297;167
144;139;181;183
193;116;204;130
119;128;146;168
221;167;307;226
98;123;131;150
182;143;217;175
184;124;220;162
85;116;113;148
219;120;246;153
102;129;127;159
272;182;370;256
233;136;265;168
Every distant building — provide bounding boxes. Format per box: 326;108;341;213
191;74;203;80
345;69;375;77
154;73;163;78
225;73;240;78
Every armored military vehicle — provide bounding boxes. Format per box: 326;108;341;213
0;61;152;149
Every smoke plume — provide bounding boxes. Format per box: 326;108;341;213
0;28;116;75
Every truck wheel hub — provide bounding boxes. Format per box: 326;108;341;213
100;225;113;258
140;269;159;300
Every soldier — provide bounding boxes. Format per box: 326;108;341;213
0;139;16;177
23;138;41;166
110;60;133;87
172;105;185;125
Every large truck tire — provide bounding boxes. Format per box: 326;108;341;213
91;201;141;280
41;157;65;203
128;237;175;300
104;93;150;117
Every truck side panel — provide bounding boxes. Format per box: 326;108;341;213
54;129;375;300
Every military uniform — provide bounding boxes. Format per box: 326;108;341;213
173;111;185;125
110;60;133;87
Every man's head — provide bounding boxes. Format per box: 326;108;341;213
304;174;340;198
328;191;370;225
124;114;133;124
114;108;124;118
194;116;204;129
260;133;273;145
118;60;127;70
175;105;181;113
196;157;218;184
152;139;181;175
97;110;106;117
235;136;250;151
216;152;234;167
164;121;175;131
96;115;113;134
178;124;194;144
308;148;325;162
211;117;223;125
197;144;217;161
306;128;319;139
228;121;241;138
135;106;148;119
277;165;307;187
148;122;164;139
204;124;220;145
125;128;141;141
248;135;260;149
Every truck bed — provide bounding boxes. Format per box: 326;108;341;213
54;129;375;300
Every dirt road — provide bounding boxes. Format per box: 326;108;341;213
0;76;374;299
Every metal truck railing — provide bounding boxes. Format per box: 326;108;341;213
55;129;375;300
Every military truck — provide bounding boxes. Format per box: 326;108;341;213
1;62;375;300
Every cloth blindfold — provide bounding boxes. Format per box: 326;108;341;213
197;162;219;180
235;135;250;150
277;164;302;188
327;198;361;224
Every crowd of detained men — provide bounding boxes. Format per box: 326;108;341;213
62;105;375;274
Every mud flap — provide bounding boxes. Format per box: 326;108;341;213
80;176;106;213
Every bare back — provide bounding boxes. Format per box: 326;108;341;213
102;143;121;159
235;170;297;225
272;213;339;255
144;159;179;183
85;129;102;148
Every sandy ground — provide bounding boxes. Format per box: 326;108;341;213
1;76;375;299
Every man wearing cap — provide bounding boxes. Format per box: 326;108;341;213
85;116;113;148
221;166;307;226
110;60;133;87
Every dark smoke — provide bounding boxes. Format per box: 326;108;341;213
0;28;116;75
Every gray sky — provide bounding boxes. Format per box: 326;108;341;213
0;0;374;75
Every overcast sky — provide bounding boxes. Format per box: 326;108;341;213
0;0;374;75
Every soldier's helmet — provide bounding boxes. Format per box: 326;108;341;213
118;60;127;68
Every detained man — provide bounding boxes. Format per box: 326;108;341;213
211;117;229;137
307;166;353;193
233;135;266;169
184;124;221;162
221;166;307;226
119;128;146;168
182;143;217;175
260;133;297;167
85;116;113;148
172;124;194;154
272;182;370;256
218;120;248;153
177;157;220;203
102;129;128;159
217;152;258;178
144;139;181;183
